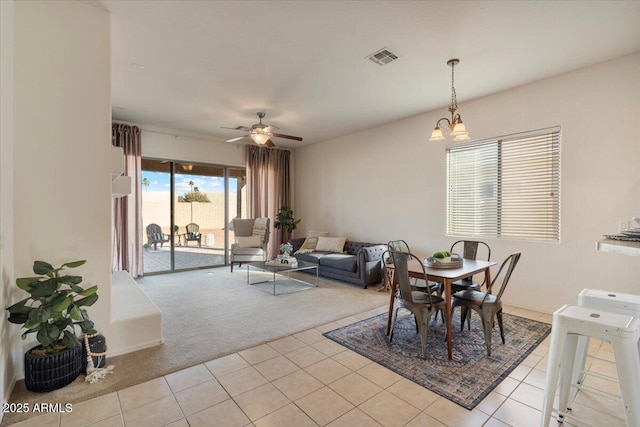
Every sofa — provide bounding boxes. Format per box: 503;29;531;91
288;237;386;289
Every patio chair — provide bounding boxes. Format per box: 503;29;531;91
451;252;521;357
388;247;446;359
146;223;170;250
230;217;270;272
182;222;202;247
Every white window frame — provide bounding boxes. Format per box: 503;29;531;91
446;127;561;242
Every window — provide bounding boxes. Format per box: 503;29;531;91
446;127;560;242
141;159;247;274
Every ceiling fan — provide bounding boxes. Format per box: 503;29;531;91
222;112;303;147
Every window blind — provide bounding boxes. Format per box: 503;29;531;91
446;127;560;242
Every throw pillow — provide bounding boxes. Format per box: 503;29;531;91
315;236;347;253
235;235;263;248
294;230;329;254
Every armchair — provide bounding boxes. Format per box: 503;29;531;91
230;218;270;272
182;222;202;247
146;223;170;250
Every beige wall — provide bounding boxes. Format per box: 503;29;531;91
294;52;640;313
5;0;113;393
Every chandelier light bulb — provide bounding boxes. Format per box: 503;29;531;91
430;127;445;141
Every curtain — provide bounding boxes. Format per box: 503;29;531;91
112;123;143;277
246;146;291;258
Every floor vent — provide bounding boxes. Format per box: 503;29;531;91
366;48;399;66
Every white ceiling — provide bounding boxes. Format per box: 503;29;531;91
89;0;640;147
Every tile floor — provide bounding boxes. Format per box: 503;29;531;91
8;305;628;427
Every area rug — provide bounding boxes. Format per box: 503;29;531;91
324;311;550;410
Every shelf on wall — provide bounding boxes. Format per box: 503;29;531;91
596;239;640;257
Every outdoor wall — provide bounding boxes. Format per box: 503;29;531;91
294;52;640;313
141;191;242;244
0;0;17;417
10;0;112;381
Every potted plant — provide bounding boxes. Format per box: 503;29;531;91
279;242;294;257
5;260;99;392
274;206;301;237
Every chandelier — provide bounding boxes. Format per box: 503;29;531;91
429;58;470;142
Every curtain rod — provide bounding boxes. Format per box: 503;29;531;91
112;119;292;151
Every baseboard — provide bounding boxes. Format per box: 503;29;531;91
107;337;165;358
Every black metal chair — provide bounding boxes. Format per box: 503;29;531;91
388;248;446;359
449;240;491;293
388;240;441;296
451;252;521;357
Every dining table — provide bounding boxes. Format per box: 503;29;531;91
385;258;497;360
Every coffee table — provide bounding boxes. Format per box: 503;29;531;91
247;260;319;295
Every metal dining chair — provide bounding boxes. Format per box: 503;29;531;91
388;240;441;296
450;252;521;357
389;248;446;359
449;240;491;293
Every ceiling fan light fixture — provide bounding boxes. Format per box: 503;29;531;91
223;112;303;147
250;131;271;145
181;163;194;171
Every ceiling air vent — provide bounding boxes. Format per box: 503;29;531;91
366;48;398;66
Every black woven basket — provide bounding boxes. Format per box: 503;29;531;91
24;343;82;393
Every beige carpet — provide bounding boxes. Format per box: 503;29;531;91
4;267;388;426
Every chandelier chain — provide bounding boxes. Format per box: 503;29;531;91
450;61;458;112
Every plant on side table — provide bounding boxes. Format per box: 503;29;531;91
5;260;99;392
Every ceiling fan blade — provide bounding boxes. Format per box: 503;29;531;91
270;132;303;142
221;126;252;132
226;136;248;143
264;139;275;148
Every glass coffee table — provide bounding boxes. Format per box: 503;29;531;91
247;260;319;295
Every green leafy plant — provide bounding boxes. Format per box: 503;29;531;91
279;242;293;256
432;251;451;259
5;260;98;354
274;206;301;234
178;190;211;203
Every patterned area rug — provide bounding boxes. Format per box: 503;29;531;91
324;311;550;409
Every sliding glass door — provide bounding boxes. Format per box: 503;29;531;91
141;159;245;274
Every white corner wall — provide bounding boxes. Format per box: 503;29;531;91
294;52;640;313
11;0;112;376
0;0;18;418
